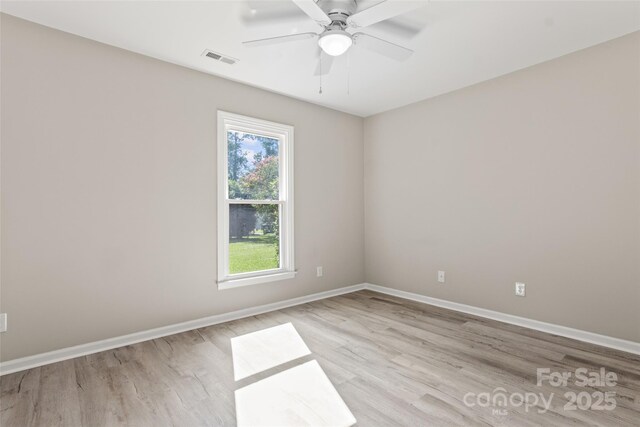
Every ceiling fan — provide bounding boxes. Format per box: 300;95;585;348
243;0;426;69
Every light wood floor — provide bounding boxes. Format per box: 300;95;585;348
1;290;639;426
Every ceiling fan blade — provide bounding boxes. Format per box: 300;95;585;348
353;32;413;61
241;0;306;26
291;0;331;25
314;51;334;76
347;0;427;29
371;18;423;39
241;9;304;26
243;32;318;47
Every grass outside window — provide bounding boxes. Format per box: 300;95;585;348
229;233;279;274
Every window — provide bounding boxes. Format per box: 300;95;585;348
217;111;295;289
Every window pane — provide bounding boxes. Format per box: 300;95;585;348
227;131;279;200
229;204;280;275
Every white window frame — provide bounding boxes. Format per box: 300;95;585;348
217;111;295;290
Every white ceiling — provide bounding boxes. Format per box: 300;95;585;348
2;1;639;117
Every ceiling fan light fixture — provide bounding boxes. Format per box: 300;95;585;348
318;30;353;56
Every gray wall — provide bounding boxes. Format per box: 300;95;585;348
364;31;640;342
0;14;365;362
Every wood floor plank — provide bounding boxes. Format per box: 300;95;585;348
2;290;639;426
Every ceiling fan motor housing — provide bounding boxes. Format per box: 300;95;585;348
318;0;357;23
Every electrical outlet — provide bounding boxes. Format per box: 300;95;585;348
316;266;323;277
438;271;445;283
0;313;7;333
515;282;526;297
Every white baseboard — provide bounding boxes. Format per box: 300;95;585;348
2;281;638;375
0;283;365;376
364;283;640;356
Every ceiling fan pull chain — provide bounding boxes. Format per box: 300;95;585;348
319;52;323;94
347;49;351;96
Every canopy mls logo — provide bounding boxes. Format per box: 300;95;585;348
463;367;619;416
463;387;553;416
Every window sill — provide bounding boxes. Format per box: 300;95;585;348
217;271;297;290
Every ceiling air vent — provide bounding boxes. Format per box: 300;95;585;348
202;50;238;65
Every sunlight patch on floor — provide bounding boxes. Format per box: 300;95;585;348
235;360;356;427
231;322;311;381
231;323;356;427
